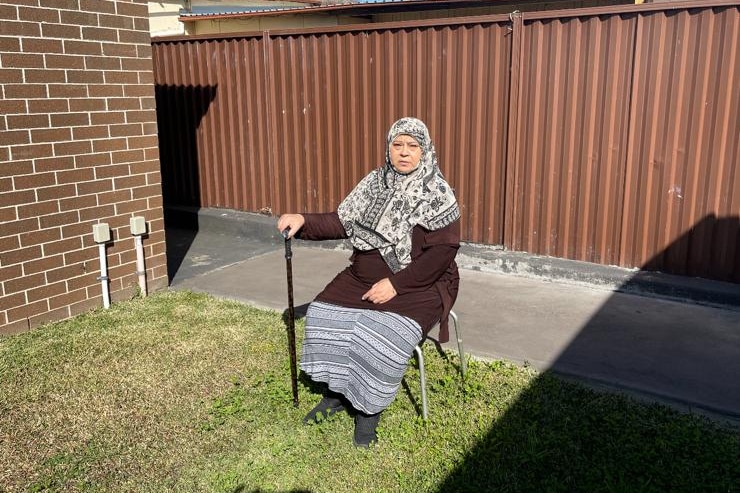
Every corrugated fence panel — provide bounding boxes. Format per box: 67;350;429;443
508;12;636;265
152;35;273;212
265;21;511;244
621;5;739;282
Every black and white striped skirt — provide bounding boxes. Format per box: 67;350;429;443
300;301;423;415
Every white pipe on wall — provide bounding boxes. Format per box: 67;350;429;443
98;243;111;309
134;235;147;297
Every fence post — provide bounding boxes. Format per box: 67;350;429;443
503;10;523;251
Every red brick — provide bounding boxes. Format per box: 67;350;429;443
92;138;127;153
69;98;106;112
126;110;156;124
0;264;23;283
42;23;82;40
0;160;34;177
0;100;26;116
90;112;125;125
21;37;63;53
107;97;139;111
68;297;101;318
29;306;70;330
116;2;147;18
137;44;152;59
84;55;121;70
49;112;90;127
105;71;140;85
132;184;162;200
77;178;112;195
67;270;98;291
0;207;18;223
5;271;45;295
59;195;96;211
18;7;60;23
0;236;20;253
0;37;21;52
18;200;60;220
0;5;17;20
130;160;160;174
13;171;56;190
0;293;27;315
80;0;115;14
128;135;158;149
27;99;69;114
4;84;47;99
111;149;144;164
40;0;80;9
7;114;50;130
66;69;104;83
0;130;30;147
78;204;114;221
95;163;130;178
0;20;41;37
121;57;153;71
75;152;111;168
20;228;62;247
54;140;93;156
61;219;94;238
0;318;31;336
0;68;23;84
134;17;150;32
0;177;11;192
64;247;97;266
99;13;133;29
0;190;35;208
49;287;87;309
0;148;8;163
48;85;88;99
11;144;54;161
37;184;76;203
28;280;67;303
0;245;41;268
98;189;131;205
40;210;79;228
109;123;142;138
35;157;75;173
88;84;123;98
25;69;67;84
58;167;95;184
43;237;82;256
61;10;99;26
123;84;154;98
24;255;65;276
62;40;101;56
114;174;146;189
138;71;154;85
45;54;85;69
102;42;137;58
81;26;117;42
115;198;148;215
72;125;110;140
31;127;72;143
119;32;150;48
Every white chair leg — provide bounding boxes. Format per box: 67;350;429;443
414;345;428;420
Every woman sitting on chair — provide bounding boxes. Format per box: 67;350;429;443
277;117;460;447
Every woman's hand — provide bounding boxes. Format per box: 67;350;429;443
277;214;305;238
362;278;397;304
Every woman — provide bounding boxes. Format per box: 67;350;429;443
277;117;460;447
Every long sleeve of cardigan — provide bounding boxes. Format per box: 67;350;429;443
296;212;348;241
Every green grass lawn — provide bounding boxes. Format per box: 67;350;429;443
1;291;738;493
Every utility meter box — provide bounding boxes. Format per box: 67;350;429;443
92;223;111;243
130;216;146;235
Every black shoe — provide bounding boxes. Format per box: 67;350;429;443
353;411;381;448
303;395;346;424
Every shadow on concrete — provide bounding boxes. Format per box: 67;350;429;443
433;214;740;492
155;84;218;281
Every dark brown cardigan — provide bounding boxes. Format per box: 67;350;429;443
297;212;460;342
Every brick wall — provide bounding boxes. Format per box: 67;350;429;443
0;0;167;335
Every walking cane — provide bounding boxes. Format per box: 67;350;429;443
282;228;300;407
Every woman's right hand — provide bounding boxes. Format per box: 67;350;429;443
277;214;305;239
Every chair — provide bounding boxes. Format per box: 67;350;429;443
412;310;466;420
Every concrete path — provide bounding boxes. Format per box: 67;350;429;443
165;223;740;423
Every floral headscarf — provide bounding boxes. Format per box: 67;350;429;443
337;117;460;272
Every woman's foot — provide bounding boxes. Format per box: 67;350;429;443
353;411;381;447
303;394;346;424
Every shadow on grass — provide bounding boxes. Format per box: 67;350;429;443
434;214;740;492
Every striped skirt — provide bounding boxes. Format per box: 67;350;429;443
300;301;423;415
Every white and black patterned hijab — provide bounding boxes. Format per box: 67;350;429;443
337;117;460;273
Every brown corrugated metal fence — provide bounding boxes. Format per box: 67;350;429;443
151;1;739;282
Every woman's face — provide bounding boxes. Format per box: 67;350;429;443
389;134;422;174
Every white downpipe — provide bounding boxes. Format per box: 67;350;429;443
134;235;147;297
98;243;110;309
